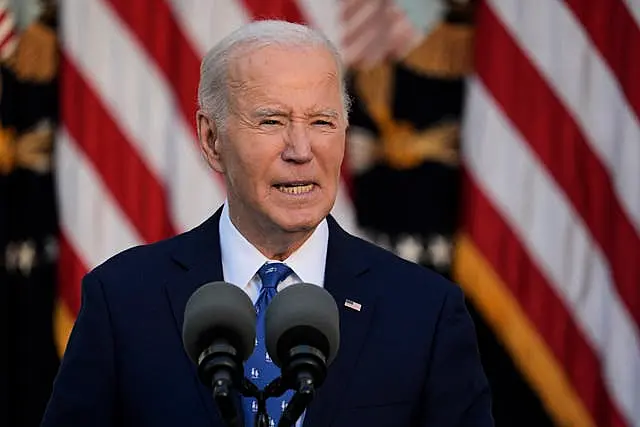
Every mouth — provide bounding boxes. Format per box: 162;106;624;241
273;181;317;195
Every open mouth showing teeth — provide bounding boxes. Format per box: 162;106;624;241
275;183;315;194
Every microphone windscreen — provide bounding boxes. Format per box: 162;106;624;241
265;283;340;367
182;281;256;363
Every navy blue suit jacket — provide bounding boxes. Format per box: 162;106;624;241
42;209;493;426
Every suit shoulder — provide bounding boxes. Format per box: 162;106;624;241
87;229;194;285
348;233;460;298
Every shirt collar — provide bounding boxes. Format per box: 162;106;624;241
219;201;328;288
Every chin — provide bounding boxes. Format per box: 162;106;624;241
272;207;327;233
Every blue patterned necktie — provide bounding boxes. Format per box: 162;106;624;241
243;262;295;427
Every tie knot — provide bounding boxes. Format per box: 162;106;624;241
257;262;293;290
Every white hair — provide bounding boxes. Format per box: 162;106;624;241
197;20;351;130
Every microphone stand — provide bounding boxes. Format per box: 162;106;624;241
241;345;327;427
277;344;325;427
241;378;271;427
242;376;305;427
212;373;241;427
276;373;315;427
241;374;317;427
198;340;244;427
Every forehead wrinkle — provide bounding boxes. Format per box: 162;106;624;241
229;50;339;92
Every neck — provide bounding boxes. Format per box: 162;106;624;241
227;206;315;261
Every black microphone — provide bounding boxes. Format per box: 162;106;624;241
265;283;340;427
182;281;257;427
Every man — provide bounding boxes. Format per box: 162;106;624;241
42;20;493;427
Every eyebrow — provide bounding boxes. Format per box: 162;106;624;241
312;109;340;119
252;108;289;118
251;107;340;119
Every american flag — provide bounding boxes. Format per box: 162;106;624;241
55;1;639;426
455;1;640;427
344;299;362;312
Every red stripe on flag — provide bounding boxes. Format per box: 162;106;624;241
61;55;177;243
461;172;628;427
57;233;88;317
476;2;640;329
106;0;201;140
241;0;307;23
0;30;15;50
341;0;370;23
564;0;640;121
342;6;384;50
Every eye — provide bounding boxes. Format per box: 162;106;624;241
260;119;282;126
313;120;335;128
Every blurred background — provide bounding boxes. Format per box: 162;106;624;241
1;0;638;426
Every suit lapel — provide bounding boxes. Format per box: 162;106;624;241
165;208;224;335
164;208;238;425
303;217;379;427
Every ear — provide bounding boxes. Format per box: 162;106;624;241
196;111;225;174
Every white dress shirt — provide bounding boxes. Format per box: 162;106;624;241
219;201;328;301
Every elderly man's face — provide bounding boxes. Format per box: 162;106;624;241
202;44;346;237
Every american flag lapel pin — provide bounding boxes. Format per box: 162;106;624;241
344;299;362;312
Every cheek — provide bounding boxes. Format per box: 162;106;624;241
318;135;346;173
228;136;282;186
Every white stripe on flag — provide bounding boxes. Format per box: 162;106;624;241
297;0;342;49
166;0;249;58
488;0;640;233
56;128;143;269
622;0;640;29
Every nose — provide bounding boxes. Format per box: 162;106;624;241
282;123;313;163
